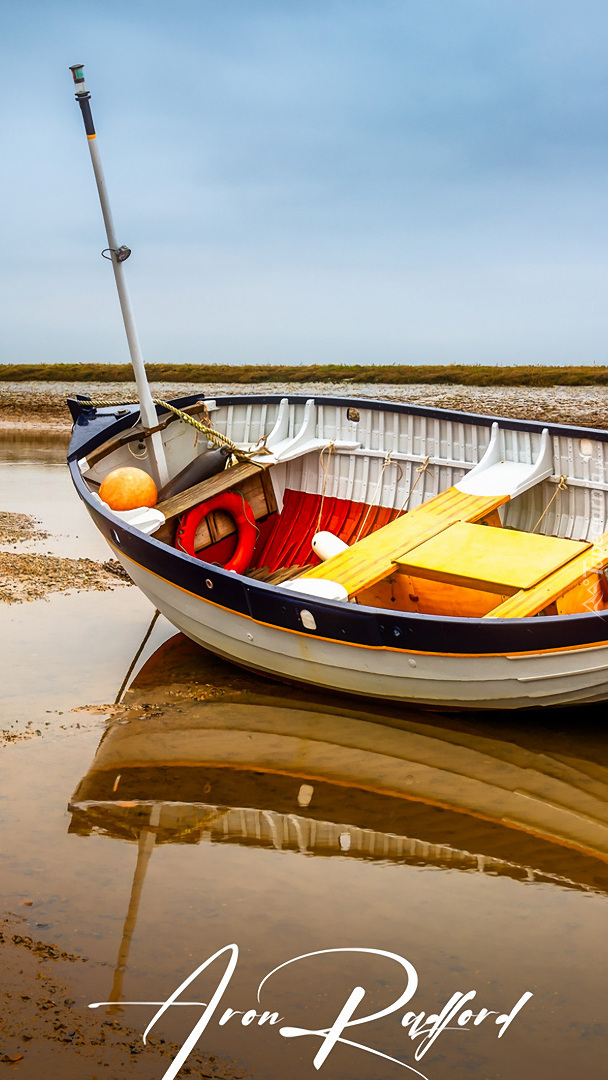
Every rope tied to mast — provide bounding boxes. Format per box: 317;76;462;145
77;395;253;460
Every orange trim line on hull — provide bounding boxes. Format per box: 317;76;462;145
107;540;608;661
90;758;608;866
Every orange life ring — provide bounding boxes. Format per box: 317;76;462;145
175;491;257;574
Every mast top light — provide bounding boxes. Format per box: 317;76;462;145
69;64;87;93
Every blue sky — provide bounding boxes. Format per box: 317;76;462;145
2;0;608;368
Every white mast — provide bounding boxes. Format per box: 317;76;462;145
69;64;168;486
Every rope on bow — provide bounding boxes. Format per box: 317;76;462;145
77;395;252;460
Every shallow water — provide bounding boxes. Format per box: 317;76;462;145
1;434;607;1080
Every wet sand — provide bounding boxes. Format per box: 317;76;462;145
0;447;218;1077
0;510;131;604
3;625;605;1080
1;379;608;431
1;913;248;1080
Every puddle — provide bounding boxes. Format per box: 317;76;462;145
0;429;69;463
1;434;607;1080
0;461;111;560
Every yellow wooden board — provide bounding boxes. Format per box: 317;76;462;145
486;531;608;617
300;487;509;597
393;521;590;595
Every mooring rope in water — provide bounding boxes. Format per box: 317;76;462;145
114;608;161;705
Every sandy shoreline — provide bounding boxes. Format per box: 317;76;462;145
2;379;608;431
0;511;132;604
0;912;248;1080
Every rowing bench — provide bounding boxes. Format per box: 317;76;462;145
298;487;510;597
483;531;608;617
302;491;608;617
297;425;599;612
393;522;591;596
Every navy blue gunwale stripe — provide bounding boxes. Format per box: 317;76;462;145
69;456;608;657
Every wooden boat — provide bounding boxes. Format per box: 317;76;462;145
66;67;608;711
68;391;608;710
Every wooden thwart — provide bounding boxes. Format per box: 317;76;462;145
485;532;608;618
299;486;510;597
394;522;590;596
193;469;277;550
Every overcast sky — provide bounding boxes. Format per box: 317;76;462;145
2;0;608;368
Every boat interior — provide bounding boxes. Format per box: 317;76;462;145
77;394;608;619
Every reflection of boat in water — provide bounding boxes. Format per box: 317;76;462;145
70;634;608;895
68;633;608;1005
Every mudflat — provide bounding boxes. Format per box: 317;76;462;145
0;510;131;605
1;379;608;432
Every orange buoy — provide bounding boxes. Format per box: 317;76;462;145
99;467;158;511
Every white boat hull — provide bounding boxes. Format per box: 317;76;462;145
68;391;608;711
113;544;608;709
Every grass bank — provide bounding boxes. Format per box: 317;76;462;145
3;362;608;386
